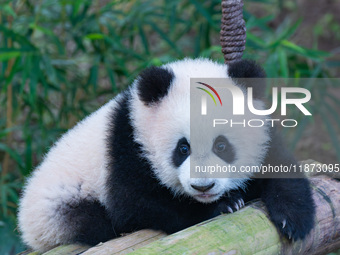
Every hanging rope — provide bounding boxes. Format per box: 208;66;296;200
220;0;246;64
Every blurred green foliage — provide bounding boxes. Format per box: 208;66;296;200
0;0;339;253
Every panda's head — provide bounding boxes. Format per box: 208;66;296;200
131;58;269;203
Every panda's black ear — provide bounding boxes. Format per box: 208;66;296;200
227;59;266;99
137;66;174;105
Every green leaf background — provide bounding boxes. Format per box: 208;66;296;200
0;0;339;254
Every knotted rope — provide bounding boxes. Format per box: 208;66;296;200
220;0;246;64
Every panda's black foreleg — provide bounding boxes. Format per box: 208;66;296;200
108;193;236;236
259;128;315;240
261;178;315;240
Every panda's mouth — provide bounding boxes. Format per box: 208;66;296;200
195;193;218;198
193;192;220;203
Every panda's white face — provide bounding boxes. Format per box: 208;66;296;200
174;102;269;203
131;58;269;203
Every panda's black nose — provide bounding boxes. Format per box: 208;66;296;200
191;183;215;192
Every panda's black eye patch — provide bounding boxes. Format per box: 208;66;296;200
172;138;190;167
213;135;235;163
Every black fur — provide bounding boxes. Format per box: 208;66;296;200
256;128;315;240
228;59;266;99
212;135;236;163
59;198;116;245
137;66;174;105
172;137;190;167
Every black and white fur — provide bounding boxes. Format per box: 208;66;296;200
18;58;315;252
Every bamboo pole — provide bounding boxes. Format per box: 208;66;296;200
82;230;166;255
129;176;340;255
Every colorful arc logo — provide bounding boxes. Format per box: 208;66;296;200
196;82;222;115
196;82;222;106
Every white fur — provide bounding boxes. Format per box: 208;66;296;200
18;97;121;252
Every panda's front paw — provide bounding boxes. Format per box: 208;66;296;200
226;197;244;213
268;206;314;241
215;192;245;214
265;189;315;240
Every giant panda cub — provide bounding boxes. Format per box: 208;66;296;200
18;58;315;252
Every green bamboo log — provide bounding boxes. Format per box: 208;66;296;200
130;176;340;255
18;244;90;255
